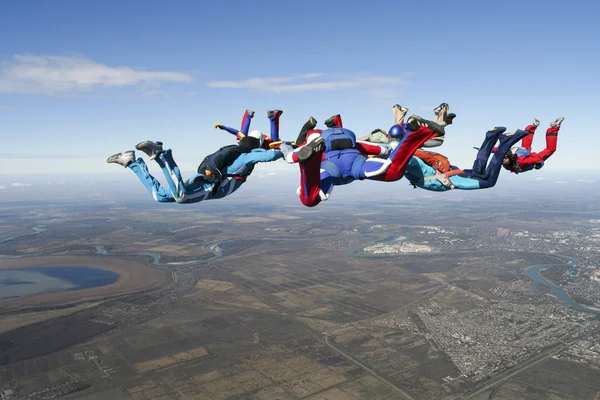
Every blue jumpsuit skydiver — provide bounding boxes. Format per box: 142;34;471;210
404;127;529;191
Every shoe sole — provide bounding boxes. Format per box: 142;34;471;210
408;116;445;137
135;142;163;159
297;137;324;162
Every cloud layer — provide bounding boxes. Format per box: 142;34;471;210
207;73;403;93
0;54;193;94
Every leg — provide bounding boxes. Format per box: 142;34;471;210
267;110;283;142
537;117;563;160
521;118;540;150
155;149;189;202
477;130;530;187
471;127;505;174
375;117;444;182
297;155;331;207
240;109;255;135
356;141;391;157
433;103;456;126
295;117;318;145
324;114;343;128
393;104;408;125
128;158;176;202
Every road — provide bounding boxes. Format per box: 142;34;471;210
450;331;583;400
323;332;416;400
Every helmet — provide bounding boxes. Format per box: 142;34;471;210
388;124;405;140
248;130;264;146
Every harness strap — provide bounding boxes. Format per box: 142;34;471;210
420;169;465;189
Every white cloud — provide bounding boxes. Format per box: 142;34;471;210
533;177;546;181
555;181;568;184
0;186;5;190
11;182;32;187
577;179;595;183
0;54;193;95
206;73;404;93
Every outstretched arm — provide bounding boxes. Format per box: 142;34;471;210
214;123;244;140
243;149;284;164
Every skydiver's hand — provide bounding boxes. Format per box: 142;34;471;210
214;123;224;130
279;143;294;158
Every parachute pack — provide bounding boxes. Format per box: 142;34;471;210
413;149;452;173
321;128;357;151
197;144;250;179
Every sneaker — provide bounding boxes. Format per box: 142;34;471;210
107;151;135;167
295;117;318;145
433;103;449;116
393;104;409;114
135;141;164;159
324;114;343;128
532;118;541;127
433;103;451;125
305;116;317;130
267;109;283;119
245;109;255;118
550;117;565;128
297;136;325;162
392;104;409;125
406;115;445;137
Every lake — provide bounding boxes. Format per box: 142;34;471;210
0;266;119;301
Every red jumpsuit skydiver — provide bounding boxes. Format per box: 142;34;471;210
500;117;564;173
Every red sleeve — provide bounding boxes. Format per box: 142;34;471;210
356;141;386;156
517;153;544;168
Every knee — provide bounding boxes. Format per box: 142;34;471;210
300;196;320;208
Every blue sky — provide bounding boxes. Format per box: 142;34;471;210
1;0;599;184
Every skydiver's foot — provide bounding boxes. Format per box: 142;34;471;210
433;103;452;126
135;141;164;160
550;117;565;128
499;129;528;145
295;117;318;145
533;118;541;127
392;104;409;125
305;116;317;130
406;115;446;137
393;104;409;114
444;113;457;125
297;137;325;162
324;114;343;128
106;151;135;168
433;103;449;117
245;109;255;118
267;109;283;119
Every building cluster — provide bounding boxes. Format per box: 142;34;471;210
363;241;433;254
415;299;597;382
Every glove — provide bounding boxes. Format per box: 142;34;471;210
279;143;294;158
214;123;224;129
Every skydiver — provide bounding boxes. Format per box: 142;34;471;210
106;130;282;204
501;117;565;173
279;114;445;207
404;127;530;191
213;109;284;149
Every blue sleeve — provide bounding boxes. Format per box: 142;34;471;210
220;125;240;136
243;149;283;164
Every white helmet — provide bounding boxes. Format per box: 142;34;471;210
248;130;264;146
